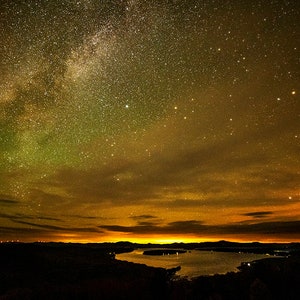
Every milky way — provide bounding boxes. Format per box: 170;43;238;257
0;0;299;242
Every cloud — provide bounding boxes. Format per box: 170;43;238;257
137;221;159;226
38;216;63;221
100;220;206;235
223;221;300;235
242;211;273;219
100;219;300;237
47;145;263;202
0;213;14;220
130;214;157;220
0;199;19;205
0;212;61;222
0;225;83;242
65;215;99;220
11;219;101;233
38;134;299;222
0;226;48;235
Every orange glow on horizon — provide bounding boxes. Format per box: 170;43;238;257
18;233;300;244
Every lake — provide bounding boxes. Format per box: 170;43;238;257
116;249;272;278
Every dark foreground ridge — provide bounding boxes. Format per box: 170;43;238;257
1;241;300;299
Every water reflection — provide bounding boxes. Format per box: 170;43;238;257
117;249;271;278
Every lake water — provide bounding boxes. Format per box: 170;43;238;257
116;249;271;278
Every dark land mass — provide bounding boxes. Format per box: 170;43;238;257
1;241;300;299
136;240;300;256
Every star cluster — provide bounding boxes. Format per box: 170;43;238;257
0;0;299;242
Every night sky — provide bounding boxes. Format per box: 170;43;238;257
0;0;299;243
